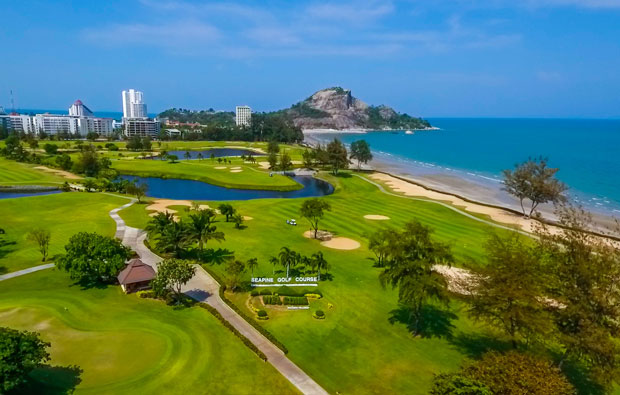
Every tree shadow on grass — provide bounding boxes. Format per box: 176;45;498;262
550;353;606;395
197;248;235;265
0;239;17;260
447;332;512;359
18;364;83;394
388;304;457;339
0;265;7;275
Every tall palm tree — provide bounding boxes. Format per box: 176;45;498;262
269;256;279;276
278;247;298;278
184;151;192;160
187;209;224;251
160;149;168;160
247;257;259;276
311;251;329;281
197;152;204;161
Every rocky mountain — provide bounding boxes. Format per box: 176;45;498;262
283;87;432;131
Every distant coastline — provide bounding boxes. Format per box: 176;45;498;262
303;126;440;134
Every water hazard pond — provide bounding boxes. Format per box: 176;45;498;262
123;175;334;201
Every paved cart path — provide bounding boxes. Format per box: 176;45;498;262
110;200;328;395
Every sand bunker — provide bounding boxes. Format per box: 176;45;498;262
258;162;270;170
231;166;242;170
146;199;210;215
215;166;227;170
364;214;390;220
230;169;243;173
321;237;361;250
303;230;360;250
243;216;253;221
34;166;82;180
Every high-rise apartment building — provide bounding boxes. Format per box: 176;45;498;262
235;105;251;127
68;99;94;117
122;89;147;119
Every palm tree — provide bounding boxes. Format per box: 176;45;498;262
157;220;189;257
160;149;168;160
311;251;329;281
146;211;175;235
187;209;224;251
184;151;191;160
197;152;204;161
278;247;298;278
210;153;215;162
247;257;259;276
269;256;279;276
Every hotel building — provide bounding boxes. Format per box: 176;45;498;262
235;105;251;127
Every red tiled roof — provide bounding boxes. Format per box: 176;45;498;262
117;258;156;285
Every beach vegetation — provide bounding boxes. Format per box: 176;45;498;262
378;220;453;336
502;157;567;217
326;138;349;175
349;139;373;170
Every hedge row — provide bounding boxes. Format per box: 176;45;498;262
251;286;322;297
283;296;309;306
201;264;289;354
263;295;283;305
197;304;267;361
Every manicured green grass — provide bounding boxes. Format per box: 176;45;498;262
0;192;128;273
0;270;298;394
0;157;66;186
120;171;515;394
110;158;302;191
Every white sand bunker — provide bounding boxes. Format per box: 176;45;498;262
34;166;82;180
231;166;242;170
230;169;243;173
321;238;361;250
364;214;390;220
258;162;270;169
303;230;360;250
243;216;253;220
215;166;227;170
146;199;210;215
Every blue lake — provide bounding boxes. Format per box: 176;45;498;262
123;175;333;201
0;190;62;199
164;148;264;159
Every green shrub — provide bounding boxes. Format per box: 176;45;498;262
257;310;268;320
313;310;325;319
305;293;322;299
263;295;282;305
136;290;156;299
283;296;308;306
250;290;259;297
259;289;273;295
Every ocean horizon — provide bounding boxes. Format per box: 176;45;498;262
306;118;620;217
11;109;156;120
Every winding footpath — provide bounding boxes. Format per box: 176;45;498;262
109;200;328;395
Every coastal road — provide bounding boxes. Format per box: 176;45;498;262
109;201;329;395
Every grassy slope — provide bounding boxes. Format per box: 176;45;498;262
120;171;514;394
0;270;297;394
0;157;66;186
0;192;128;273
110;157;302;191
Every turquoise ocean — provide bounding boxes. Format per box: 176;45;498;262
308;118;620;216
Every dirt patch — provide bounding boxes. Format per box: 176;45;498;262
34;166;82;180
321;237;361;250
364;214;390;220
230;169;243;173
303;230;333;241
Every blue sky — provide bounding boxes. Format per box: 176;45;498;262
1;0;620;117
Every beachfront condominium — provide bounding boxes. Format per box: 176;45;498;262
236;105;251;127
122;89;147;119
124;118;161;138
68;99;94;117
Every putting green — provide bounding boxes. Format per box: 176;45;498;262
0;270;297;394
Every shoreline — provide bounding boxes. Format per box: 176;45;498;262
302;126;440;134
303;134;620;237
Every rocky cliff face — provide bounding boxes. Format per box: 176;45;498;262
285;87;431;131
